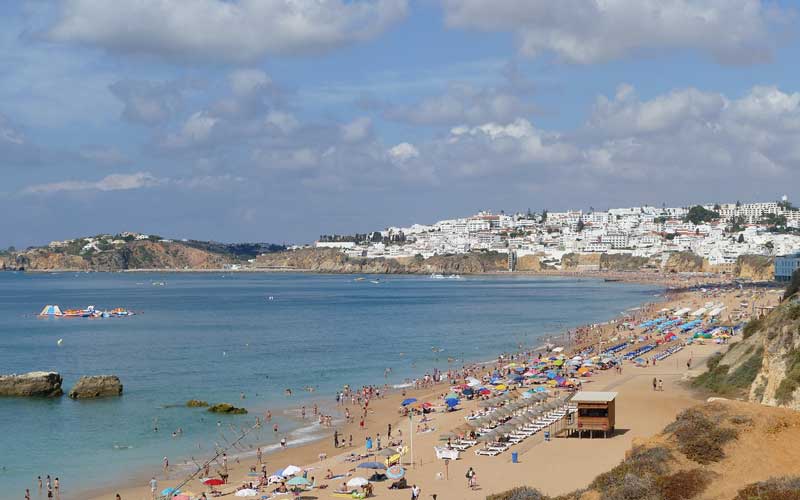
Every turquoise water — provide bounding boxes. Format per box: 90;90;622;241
0;272;658;498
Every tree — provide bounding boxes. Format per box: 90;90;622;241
737;234;745;244
541;209;548;222
684;205;720;225
576;220;585;232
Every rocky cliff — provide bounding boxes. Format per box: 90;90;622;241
734;254;774;281
663;251;705;273
0;372;63;397
4;240;236;271
254;248;508;274
698;296;800;410
68;375;123;399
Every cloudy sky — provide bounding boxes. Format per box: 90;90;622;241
2;0;799;247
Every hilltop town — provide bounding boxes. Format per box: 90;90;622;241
311;199;800;278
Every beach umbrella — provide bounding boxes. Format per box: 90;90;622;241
386;465;405;479
439;432;457;441
358;461;385;469
203;479;224;486
445;398;460;408
161;488;180;496
286;477;312;487
378;447;398;455
478;388;491;395
234;489;258;497
467;419;484;427
281;465;302;476
347;477;370;488
445;392;459;400
246;471;261;477
477;400;494;408
401;398;417;406
494;384;507;391
476;432;497;442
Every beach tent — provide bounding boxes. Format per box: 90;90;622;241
234;489;258;497
347;477;370;488
39;304;63;316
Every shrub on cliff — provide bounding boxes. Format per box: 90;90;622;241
486;487;551;500
665;409;738;464
186;399;209;408
735;476;800;499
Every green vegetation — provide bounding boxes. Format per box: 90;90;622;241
691;347;762;397
186;399;209;408
735;476;800;499
207;403;248;414
743;316;764;339
665;408;738;464
775;347;800;405
684;205;720;225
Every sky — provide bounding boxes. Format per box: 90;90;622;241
2;0;800;247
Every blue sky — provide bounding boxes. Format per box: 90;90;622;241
2;0;799;247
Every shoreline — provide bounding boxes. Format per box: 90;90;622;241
8;267;754;288
31;275;779;500
70;281;673;500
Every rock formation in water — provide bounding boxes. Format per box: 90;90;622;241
0;372;63;397
68;375;123;399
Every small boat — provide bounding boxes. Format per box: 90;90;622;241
370;279;382;284
354;277;366;281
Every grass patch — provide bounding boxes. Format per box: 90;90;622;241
665;409;738;464
743;317;764;339
775;348;800;405
735;476;800;499
727;348;765;389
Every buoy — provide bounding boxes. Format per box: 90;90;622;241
57;338;63;346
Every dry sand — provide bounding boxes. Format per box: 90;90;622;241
74;283;781;500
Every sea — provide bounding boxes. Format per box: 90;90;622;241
0;272;659;498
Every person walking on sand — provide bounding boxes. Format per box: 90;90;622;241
116;495;121;500
658;379;664;392
37;477;42;491
465;467;475;489
53;477;59;495
334;429;339;448
257;447;262;464
411;484;420;500
150;477;157;499
652;377;657;391
25;489;30;500
388;423;392;438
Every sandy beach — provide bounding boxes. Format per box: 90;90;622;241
66;277;781;500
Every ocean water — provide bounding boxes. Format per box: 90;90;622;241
0;272;658;498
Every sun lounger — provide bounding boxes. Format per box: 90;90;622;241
475;448;502;457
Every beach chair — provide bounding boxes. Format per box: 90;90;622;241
475;448;502;457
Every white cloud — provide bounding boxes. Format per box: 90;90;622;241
229;69;272;97
442;0;785;64
49;0;409;63
340;117;372;142
0;114;25;145
109;79;187;126
22;172;164;194
265;111;300;134
388;142;419;163
385;82;536;125
163;112;218;148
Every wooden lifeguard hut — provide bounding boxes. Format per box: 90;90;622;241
572;391;617;438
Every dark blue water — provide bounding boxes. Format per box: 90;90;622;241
0;272;658;498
